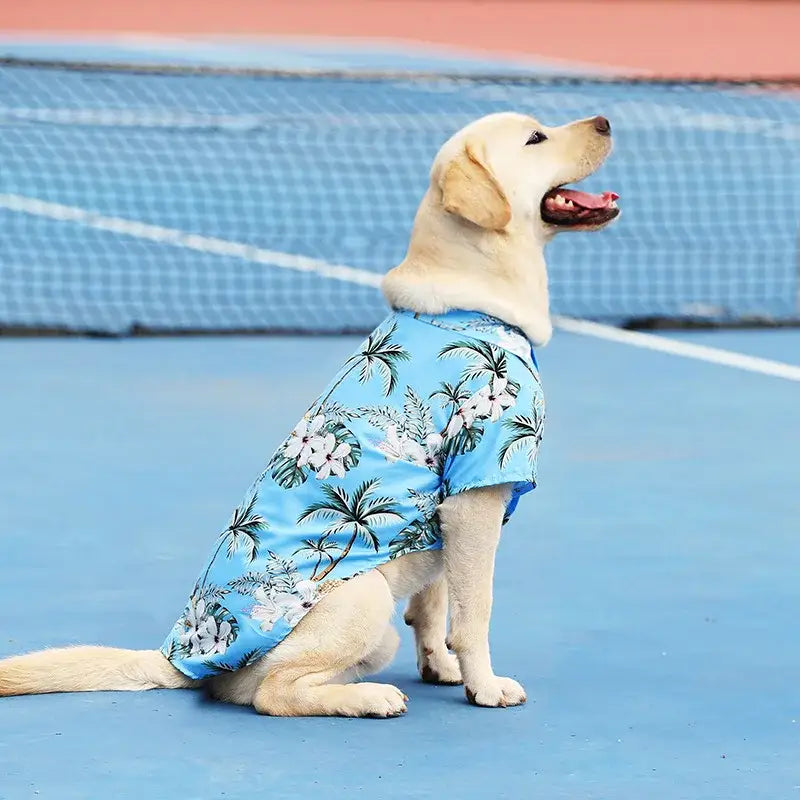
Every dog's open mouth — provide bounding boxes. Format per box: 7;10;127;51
541;187;620;227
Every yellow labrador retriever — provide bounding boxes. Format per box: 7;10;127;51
0;111;618;716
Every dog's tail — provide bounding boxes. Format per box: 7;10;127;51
0;646;198;696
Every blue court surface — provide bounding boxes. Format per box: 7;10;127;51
1;329;798;800
663;328;800;366
1;35;799;800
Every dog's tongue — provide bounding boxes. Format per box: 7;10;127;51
559;189;619;209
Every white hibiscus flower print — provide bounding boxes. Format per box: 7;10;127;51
284;414;326;467
469;376;516;422
280;581;319;626
445;404;479;438
308;433;352;480
197;616;233;656
376;425;406;462
179;597;209;655
250;580;319;632
403;433;443;469
377;426;442;470
250;588;284;630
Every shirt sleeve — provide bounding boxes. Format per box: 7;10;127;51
441;358;545;524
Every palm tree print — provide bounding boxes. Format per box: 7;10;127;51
430;378;472;415
223;494;267;560
438;339;511;385
269;321;408;491
316;319;411;409
197;491;268;590
349;320;411;396
293;533;342;579
297;479;403;582
498;393;545;468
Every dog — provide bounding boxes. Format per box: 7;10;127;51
0;111;618;717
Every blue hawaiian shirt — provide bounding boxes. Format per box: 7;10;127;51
162;309;546;679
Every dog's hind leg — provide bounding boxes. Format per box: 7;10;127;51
333;623;401;685
246;570;406;717
404;577;462;685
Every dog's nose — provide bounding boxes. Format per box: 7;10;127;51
593;116;611;136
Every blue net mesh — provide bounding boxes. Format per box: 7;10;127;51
2;60;799;333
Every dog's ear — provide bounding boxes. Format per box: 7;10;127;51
438;139;511;231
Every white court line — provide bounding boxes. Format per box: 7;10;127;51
554;316;800;382
0;193;381;288
2;192;798;382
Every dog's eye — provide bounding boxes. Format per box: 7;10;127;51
525;131;547;145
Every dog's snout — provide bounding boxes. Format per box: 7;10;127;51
592;116;611;136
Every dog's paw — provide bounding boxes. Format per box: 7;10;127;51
464;676;526;708
338;683;408;718
419;649;463;685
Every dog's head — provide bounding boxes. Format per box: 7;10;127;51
430;111;619;239
385;111;619;345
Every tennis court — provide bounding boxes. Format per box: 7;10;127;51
1;17;800;800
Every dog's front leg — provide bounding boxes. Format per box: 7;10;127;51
440;483;526;708
404;577;462;685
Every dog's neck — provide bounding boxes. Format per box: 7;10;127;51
382;189;553;346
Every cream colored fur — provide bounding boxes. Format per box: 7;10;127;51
0;646;197;696
0;111;615;716
383;111;613;346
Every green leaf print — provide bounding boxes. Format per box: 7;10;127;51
163;638;178;661
264;550;302;593
234;648;266;670
196;584;230;604
389;518;440;558
270;453;310;489
498;395;545;469
204;648;265;674
407;488;441;519
318;400;359;424
325;422;361;472
442;418;486;457
226;571;271;596
403;386;435;444
356;404;406;433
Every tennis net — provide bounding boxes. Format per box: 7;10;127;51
2;59;799;334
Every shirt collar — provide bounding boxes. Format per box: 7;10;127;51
398;309;539;371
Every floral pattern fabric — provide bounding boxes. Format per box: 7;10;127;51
161;309;546;679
